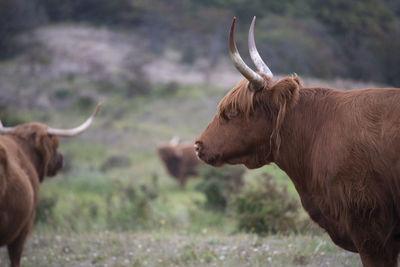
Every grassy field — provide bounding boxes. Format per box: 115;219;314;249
0;230;360;267
0;78;364;265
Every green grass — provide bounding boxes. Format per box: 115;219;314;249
29;77;311;234
0;230;360;267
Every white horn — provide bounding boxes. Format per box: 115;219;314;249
47;103;102;137
248;16;273;78
229;17;265;90
0;121;15;134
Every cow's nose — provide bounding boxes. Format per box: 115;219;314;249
194;141;203;154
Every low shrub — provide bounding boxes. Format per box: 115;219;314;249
35;174;159;231
196;165;245;211
233;173;301;235
105;178;159;230
35;196;57;225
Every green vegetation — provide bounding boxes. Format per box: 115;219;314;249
0;69;370;264
234;173;302;235
18;79;227;234
0;231;360;266
196;165;245;211
21;78;306;237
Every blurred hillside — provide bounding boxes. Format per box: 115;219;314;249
1;0;400;86
0;21;383;134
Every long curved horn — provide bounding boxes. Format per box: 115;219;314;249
47;103;102;137
0;121;15;134
248;16;273;78
229;17;265;90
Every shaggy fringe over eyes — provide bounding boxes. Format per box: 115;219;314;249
217;75;301;158
217;79;256;119
217;73;273;120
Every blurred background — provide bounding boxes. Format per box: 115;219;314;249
0;0;399;266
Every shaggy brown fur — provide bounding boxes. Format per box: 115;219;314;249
196;75;400;267
157;142;201;189
0;123;63;267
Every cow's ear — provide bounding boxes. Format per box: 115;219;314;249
270;76;300;109
265;76;301;155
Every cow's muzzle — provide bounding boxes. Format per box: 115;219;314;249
194;140;222;166
194;141;202;157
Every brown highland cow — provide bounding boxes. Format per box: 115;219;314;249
0;104;101;267
195;17;400;267
157;137;200;189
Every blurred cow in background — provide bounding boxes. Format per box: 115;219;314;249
157;137;201;189
0;104;101;267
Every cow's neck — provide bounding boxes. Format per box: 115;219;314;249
272;87;337;195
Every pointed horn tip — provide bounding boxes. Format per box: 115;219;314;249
248;16;256;39
229;17;238;51
93;103;102;117
249;17;256;35
230;17;236;31
250;17;256;30
248;15;274;79
230;17;237;30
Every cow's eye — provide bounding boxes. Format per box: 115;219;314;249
227;110;239;119
219;111;229;121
